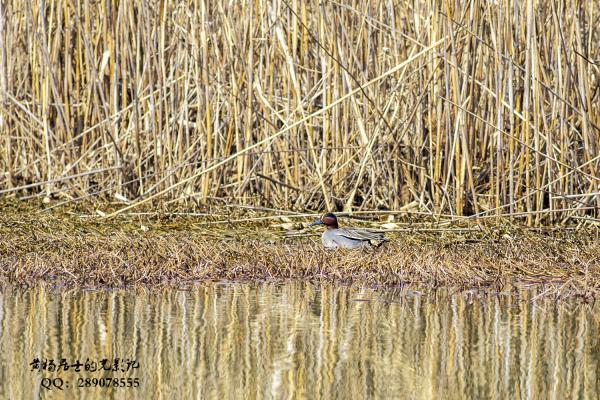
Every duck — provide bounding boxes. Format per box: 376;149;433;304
309;213;388;249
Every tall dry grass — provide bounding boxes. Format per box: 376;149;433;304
0;0;598;224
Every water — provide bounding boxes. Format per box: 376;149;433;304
0;283;598;399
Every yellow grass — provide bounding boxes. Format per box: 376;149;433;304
1;203;599;298
0;0;598;225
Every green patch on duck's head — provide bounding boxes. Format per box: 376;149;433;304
310;212;339;228
320;213;339;229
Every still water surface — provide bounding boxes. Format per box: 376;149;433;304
0;283;598;399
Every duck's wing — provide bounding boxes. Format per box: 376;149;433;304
336;228;387;242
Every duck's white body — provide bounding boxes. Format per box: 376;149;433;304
321;227;386;249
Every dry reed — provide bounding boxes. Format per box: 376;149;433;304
0;1;598;225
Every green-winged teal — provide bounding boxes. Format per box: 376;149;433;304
309;213;388;249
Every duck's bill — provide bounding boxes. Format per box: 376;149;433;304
309;220;323;227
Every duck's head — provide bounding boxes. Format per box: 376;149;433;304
309;213;339;229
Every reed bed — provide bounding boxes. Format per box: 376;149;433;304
0;0;598;224
1;204;598;298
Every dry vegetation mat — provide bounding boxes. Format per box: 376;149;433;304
1;204;598;300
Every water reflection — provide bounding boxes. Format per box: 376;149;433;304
0;283;598;399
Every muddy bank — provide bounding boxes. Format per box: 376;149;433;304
1;207;598;298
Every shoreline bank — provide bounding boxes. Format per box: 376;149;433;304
1;209;598;298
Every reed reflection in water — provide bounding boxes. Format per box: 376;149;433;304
0;283;598;399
